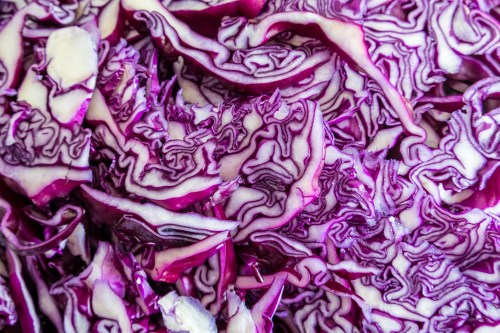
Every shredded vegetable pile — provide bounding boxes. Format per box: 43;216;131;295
0;0;499;332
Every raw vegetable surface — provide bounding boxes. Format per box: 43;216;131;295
0;0;499;332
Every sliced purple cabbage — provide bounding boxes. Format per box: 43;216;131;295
86;40;222;210
6;247;40;333
78;184;239;244
211;91;325;241
0;0;498;332
158;291;217;333
165;0;266;37
0;1;77;95
0;269;16;330
0;103;92;206
50;241;159;333
123;0;424;140
0;195;83;256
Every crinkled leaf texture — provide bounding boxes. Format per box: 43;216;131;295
0;0;498;332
